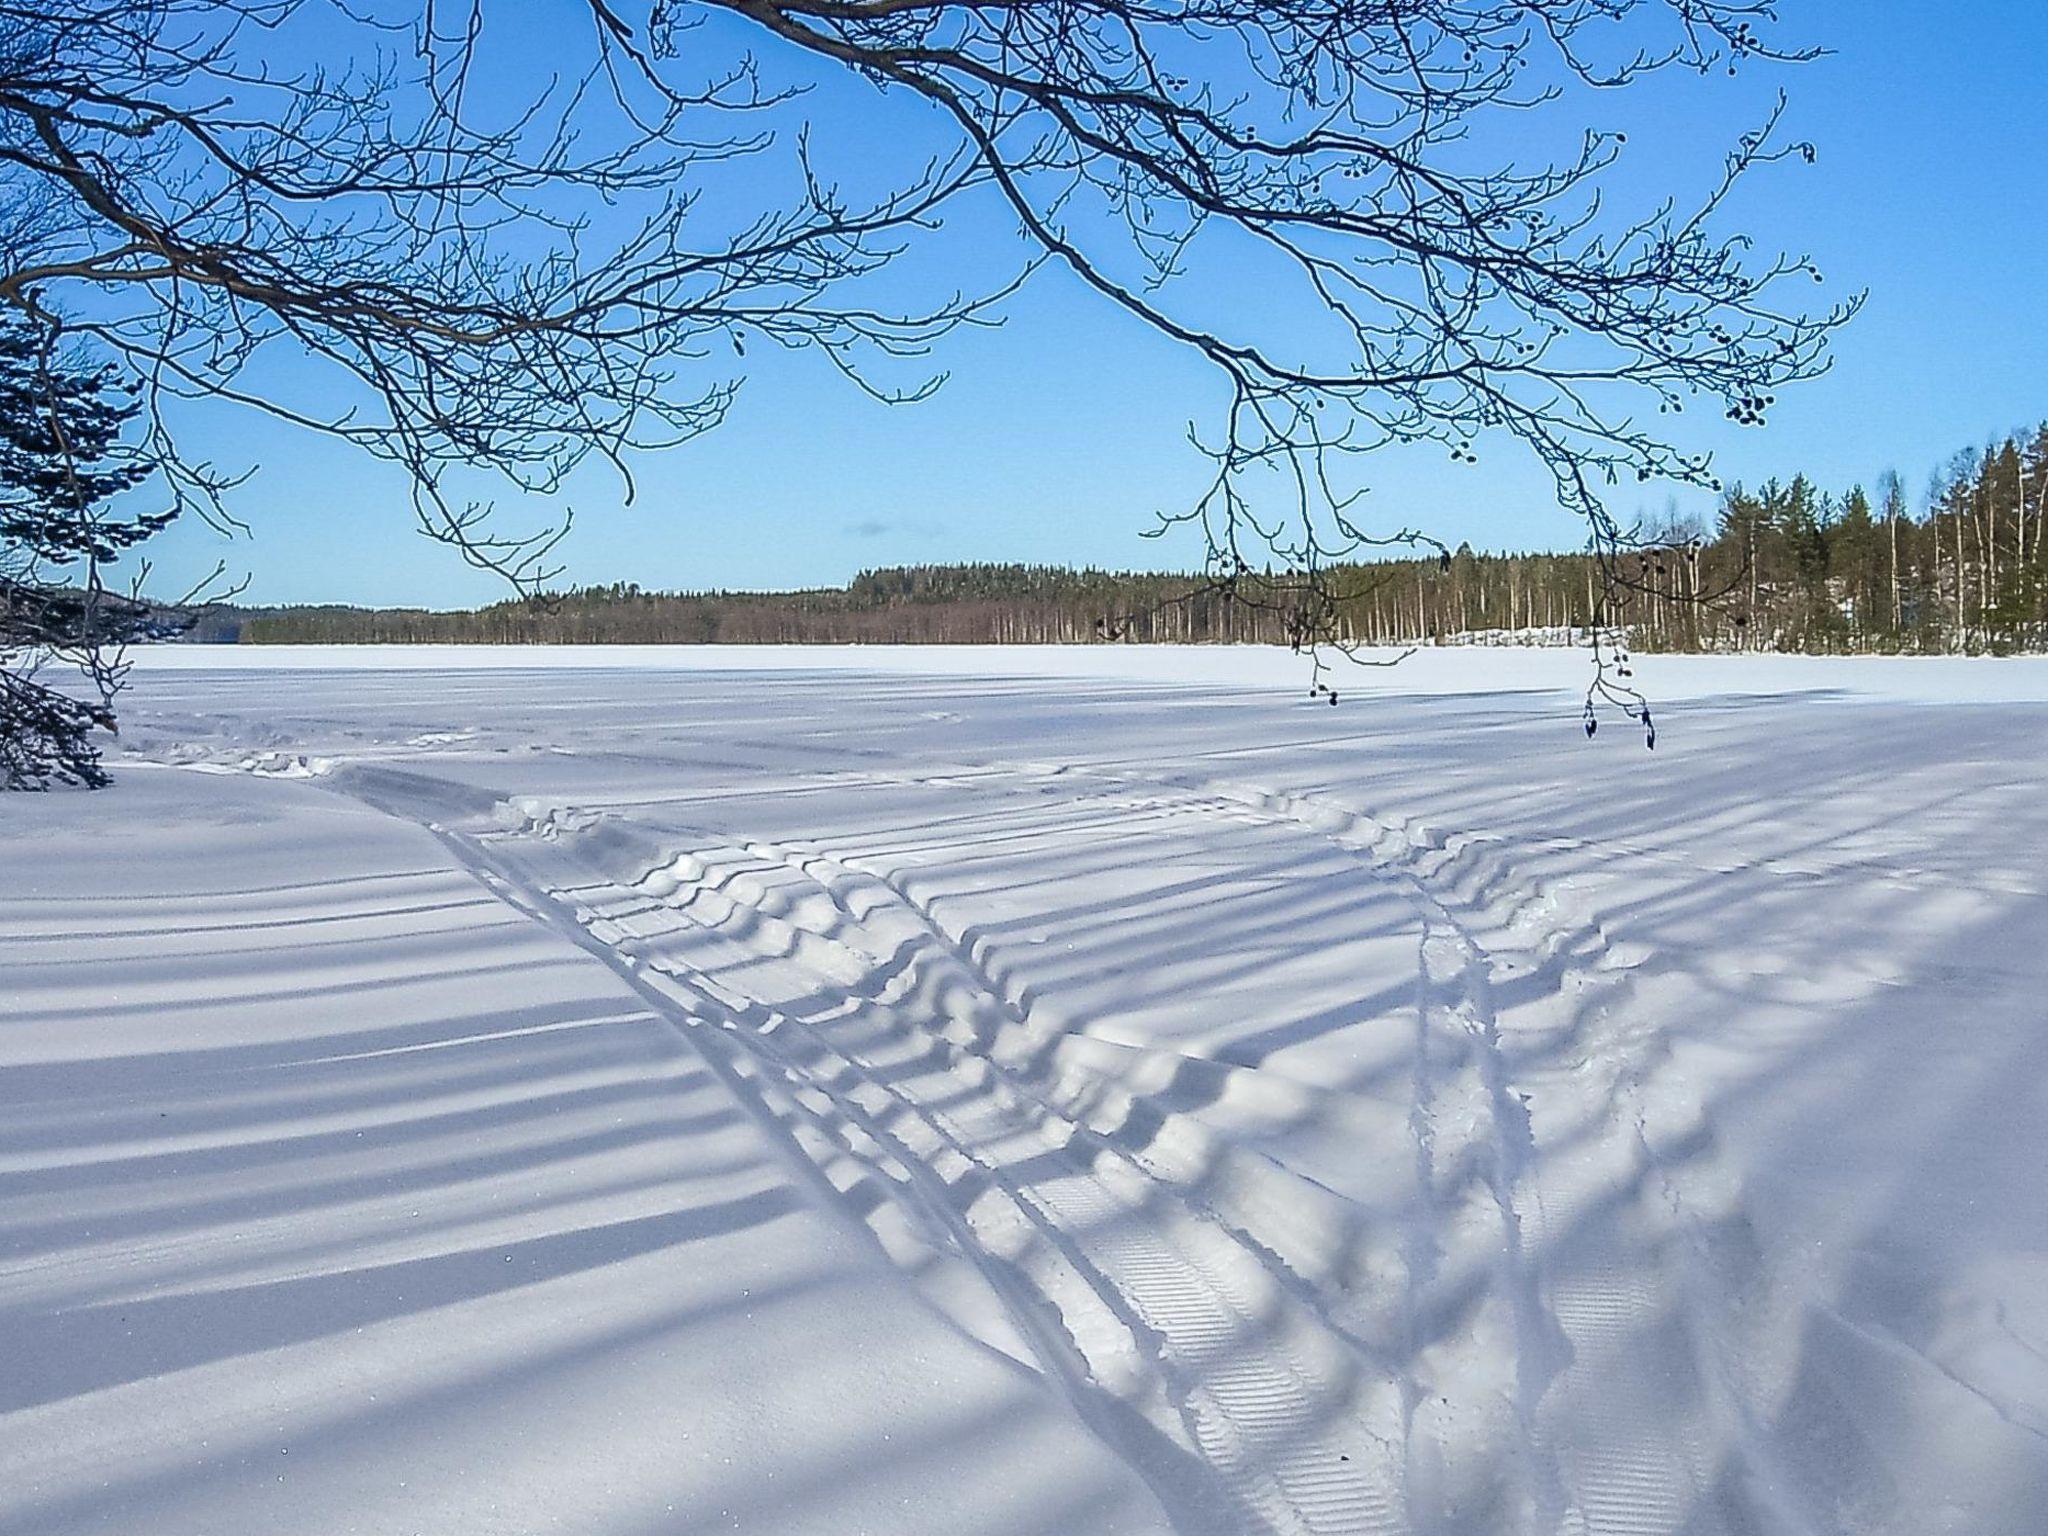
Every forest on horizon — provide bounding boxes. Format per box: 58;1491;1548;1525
198;423;2048;656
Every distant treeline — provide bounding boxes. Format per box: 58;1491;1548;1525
200;423;2048;654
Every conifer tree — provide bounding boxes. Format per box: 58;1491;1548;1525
1;319;180;789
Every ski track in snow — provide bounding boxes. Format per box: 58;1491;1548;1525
391;777;1405;1536
254;733;1787;1536
1022;763;1778;1536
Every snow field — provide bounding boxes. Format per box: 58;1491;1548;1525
4;647;2045;1534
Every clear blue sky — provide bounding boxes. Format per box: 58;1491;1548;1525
142;2;2048;608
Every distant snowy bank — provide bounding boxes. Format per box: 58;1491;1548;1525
131;640;2048;704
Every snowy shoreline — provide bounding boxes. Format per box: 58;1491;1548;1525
130;640;2048;705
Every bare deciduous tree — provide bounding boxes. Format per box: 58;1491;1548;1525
0;0;1025;586
0;0;1849;768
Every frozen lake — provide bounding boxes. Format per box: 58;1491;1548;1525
5;645;2045;1534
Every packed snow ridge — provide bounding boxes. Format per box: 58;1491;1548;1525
4;646;2046;1535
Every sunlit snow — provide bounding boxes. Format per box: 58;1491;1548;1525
5;646;2045;1535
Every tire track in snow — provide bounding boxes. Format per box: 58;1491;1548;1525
1023;764;1803;1536
208;744;1790;1534
547;841;1412;1535
972;765;1611;1527
401;819;1253;1536
1412;914;1572;1533
519;843;1401;1535
315;770;1412;1536
503;774;1697;1536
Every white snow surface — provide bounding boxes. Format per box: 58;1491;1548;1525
4;644;2046;1535
126;640;2048;703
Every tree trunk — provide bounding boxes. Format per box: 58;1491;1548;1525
1890;504;1901;632
1955;512;1967;649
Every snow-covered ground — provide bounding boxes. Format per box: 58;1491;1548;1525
4;645;2045;1535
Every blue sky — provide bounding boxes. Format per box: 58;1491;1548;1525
140;2;2048;608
